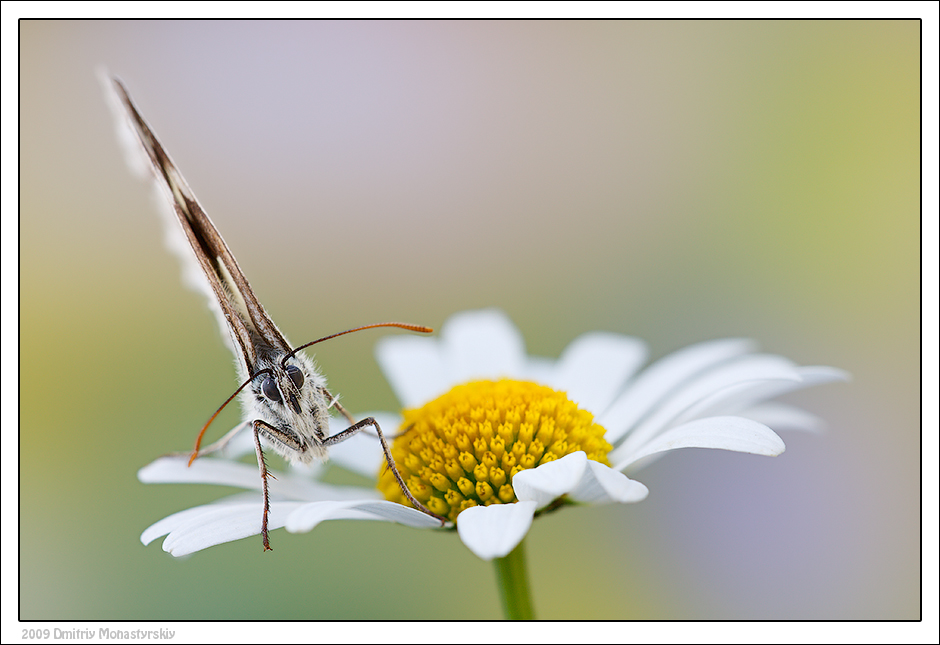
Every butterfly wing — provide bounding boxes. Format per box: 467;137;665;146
105;75;291;377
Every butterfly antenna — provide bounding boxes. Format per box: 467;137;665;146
283;322;432;364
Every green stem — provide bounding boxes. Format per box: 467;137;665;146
492;538;535;620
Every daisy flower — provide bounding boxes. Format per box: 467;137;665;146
140;309;846;588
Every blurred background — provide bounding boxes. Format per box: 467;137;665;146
18;20;920;619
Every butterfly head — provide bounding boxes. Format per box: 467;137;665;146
260;363;305;414
245;351;331;463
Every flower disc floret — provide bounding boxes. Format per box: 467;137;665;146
378;379;612;522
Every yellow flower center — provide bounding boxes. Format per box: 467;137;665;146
378;379;612;522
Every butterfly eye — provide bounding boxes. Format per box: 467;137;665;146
261;377;282;402
286;365;304;389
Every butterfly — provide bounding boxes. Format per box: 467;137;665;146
105;75;444;550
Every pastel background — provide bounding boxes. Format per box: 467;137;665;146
18;20;920;619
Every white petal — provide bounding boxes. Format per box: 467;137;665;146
568;460;649;504
686;365;850;419
613;416;785;471
797;365;851;385
739;402;825;432
375;334;449;408
285;499;443;533
139;457;263;488
601;338;757;443
511;452;588;508
138;456;377;502
141;503;220;546
541;332;648;416
375;309;526;406
326;412;401;477
614;354;801;456
520;355;555;384
672;377;798;423
456;501;537;561
440;308;526;386
147;500;306;557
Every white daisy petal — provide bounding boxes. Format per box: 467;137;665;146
689;365;851;419
441;308;526;386
615;354;801;456
739;402;825;432
671;376;800;425
138;456;377;502
456;501;538;561
375;334;448;407
341;502;447;527
375;309;527;406
159;503;265;555
520;355;555;384
286;500;443;533
796;365;851;384
153;500;304;557
139;457;263;489
613;416;786;471
542;332;648;415
141;504;220;546
511;452;589;508
601;338;757;443
568;460;649;504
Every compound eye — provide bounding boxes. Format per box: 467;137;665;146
286;365;305;389
261;377;282;402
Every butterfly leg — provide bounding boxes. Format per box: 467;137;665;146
320;390;409;441
249;419;312;550
325;400;446;526
251;420;275;551
170;420;251;461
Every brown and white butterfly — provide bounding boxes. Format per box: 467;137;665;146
105;75;443;550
